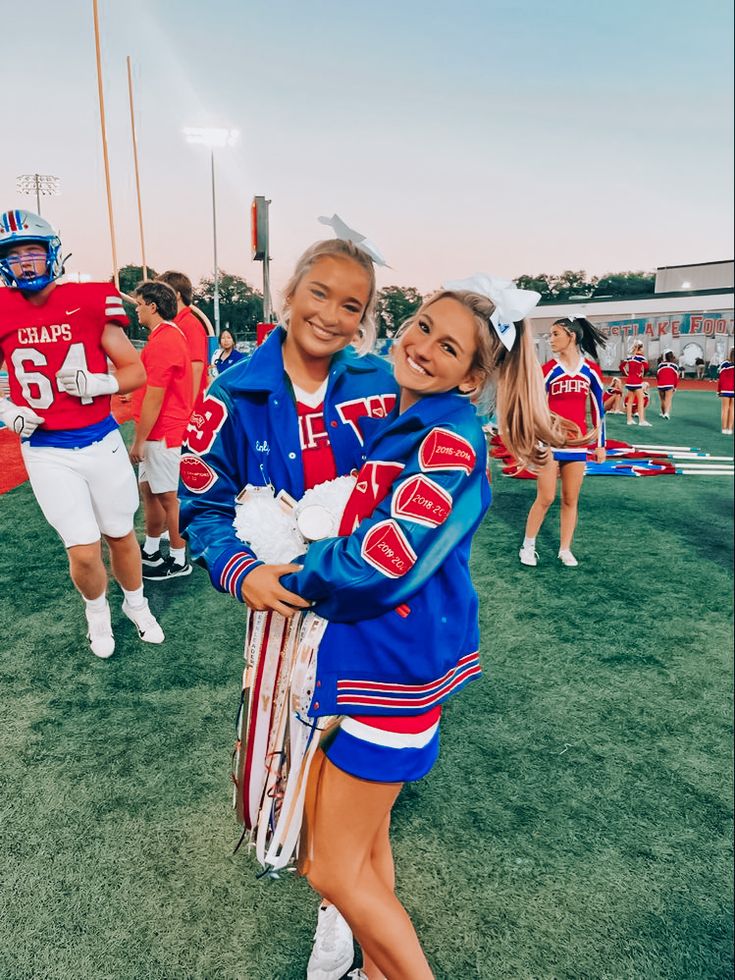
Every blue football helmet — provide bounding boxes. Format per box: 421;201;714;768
0;209;63;291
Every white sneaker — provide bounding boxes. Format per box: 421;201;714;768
638;420;653;427
85;601;115;659
307;904;354;980
347;972;368;980
626;419;636;425
558;550;579;567
519;545;538;567
122;598;165;644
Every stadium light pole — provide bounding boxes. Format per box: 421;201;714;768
16;174;60;216
182;127;239;336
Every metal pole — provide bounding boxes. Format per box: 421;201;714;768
34;174;41;215
211;148;220;335
127;56;148;280
92;0;120;289
262;198;272;322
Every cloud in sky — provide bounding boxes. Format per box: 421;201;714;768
2;0;732;300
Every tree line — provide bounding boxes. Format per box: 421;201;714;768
116;264;655;343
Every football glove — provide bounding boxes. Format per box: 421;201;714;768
56;367;119;399
0;398;44;438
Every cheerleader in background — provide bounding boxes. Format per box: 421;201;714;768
620;340;651;426
604;376;624;413
656;350;680;419
718;347;734;434
520;316;606;568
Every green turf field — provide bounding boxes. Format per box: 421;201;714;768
0;390;732;980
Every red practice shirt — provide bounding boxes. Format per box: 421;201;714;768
294;380;337;490
0;281;128;431
132;320;193;447
175;307;208;401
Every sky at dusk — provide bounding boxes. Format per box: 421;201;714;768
2;0;733;302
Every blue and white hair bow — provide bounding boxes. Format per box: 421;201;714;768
442;274;541;351
318;213;390;268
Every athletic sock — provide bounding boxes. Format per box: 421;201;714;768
523;536;536;550
84;592;107;612
122;585;146;609
144;535;161;554
169;547;186;565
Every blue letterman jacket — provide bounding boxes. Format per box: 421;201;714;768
282;390;492;717
178;326;399;600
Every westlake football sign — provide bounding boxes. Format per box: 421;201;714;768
598;312;733;339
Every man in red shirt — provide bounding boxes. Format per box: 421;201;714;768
130;281;194;579
155;270;209;403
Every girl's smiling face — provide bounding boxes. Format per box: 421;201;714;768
286;255;370;361
393;297;482;410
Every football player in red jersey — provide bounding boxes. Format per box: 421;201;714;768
0;209;164;658
519;316;606;567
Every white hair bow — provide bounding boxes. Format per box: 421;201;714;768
442;274;541;351
318;213;390;268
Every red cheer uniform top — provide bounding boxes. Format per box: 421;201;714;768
0;281;128;431
718;360;734;396
656;363;680;389
620;354;649;387
542;357;606;456
293;380;338;490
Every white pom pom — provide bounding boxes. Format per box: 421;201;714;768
233;485;305;564
232;475;358;561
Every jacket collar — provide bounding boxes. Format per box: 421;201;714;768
225;325;378;394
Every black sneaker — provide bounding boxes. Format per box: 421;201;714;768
140;545;165;568
143;556;193;580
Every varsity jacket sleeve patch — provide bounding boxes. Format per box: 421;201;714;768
285;416;489;622
178;384;263;600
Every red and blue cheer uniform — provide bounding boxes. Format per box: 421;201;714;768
717;360;734;397
656;362;680;391
542;357;606;463
620;353;648;390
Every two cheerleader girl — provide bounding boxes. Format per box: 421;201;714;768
180;235;571;977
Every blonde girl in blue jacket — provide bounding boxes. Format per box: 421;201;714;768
284;281;568;980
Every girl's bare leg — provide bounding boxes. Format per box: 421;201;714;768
523;458;558;540
559;461;585;552
637;389;647;423
361;814;394;980
304;755;433;980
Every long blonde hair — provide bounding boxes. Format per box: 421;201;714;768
397;290;579;468
279;239;377;354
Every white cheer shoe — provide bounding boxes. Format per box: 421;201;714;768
85;602;115;659
519;545;538;567
558;549;579;567
122;598;165;644
307;904;354;980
